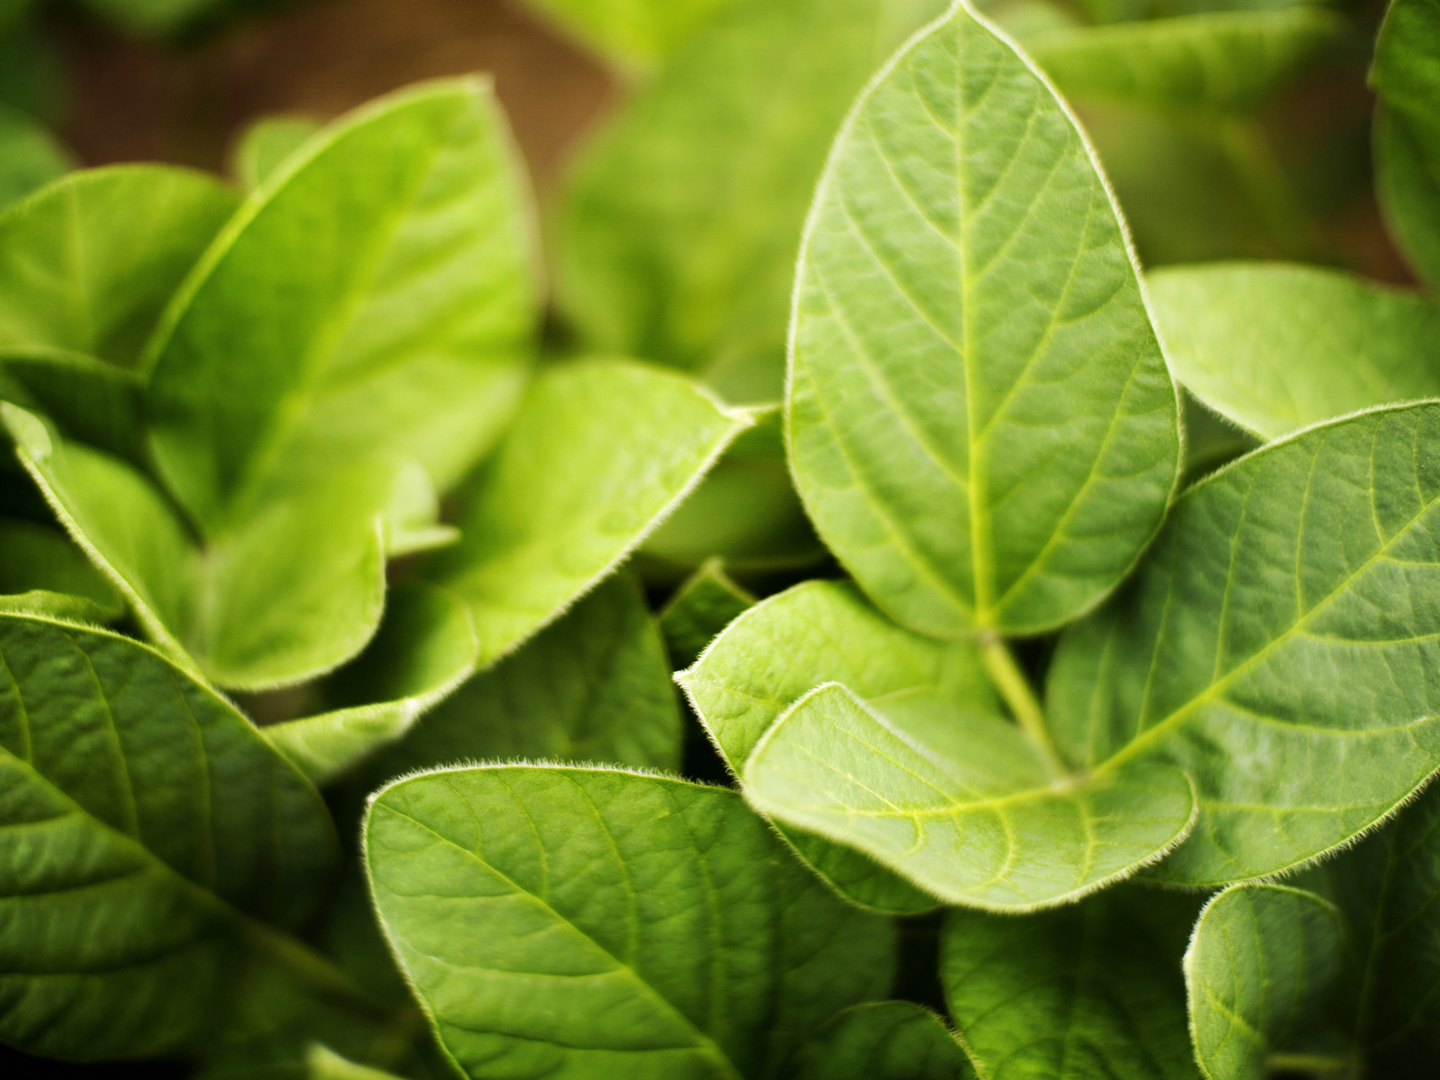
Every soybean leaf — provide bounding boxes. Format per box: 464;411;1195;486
521;0;741;69
942;884;1202;1080
307;1045;406;1080
0;105;72;211
794;1002;977;1080
1372;0;1440;290
1026;10;1341;115
1184;885;1345;1080
264;583;480;786
745;682;1196;910
677;579;996;914
5;405;391;689
233;116;322;191
0;517;124;622
788;1;1179;638
558;0;948;401
365;765;895;1080
357;571;682;785
1148;262;1440;439
146;78;535;534
0;614;340;1058
1047;403;1440;887
658;559;754;670
1180;391;1258;487
429;359;752;667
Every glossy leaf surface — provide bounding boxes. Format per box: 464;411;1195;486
794;1002;976;1080
788;2;1179;637
366;766;894;1080
1148;262;1440;439
1049;403;1440;886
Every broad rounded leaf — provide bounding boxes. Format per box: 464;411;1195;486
1049;403;1440;886
1148;262;1440;439
788;1;1179;637
365;766;894;1080
0;614;339;1058
794;1002;977;1080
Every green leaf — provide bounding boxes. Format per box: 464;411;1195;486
522;0;741;68
263;583;480;786
658;559;754;669
430;359;752;667
788;2;1179;638
308;1045;406;1080
794;1002;977;1080
1372;0;1440;289
365;765;894;1080
0;614;340;1058
1148;262;1440;440
0;105;72;211
942;884;1202;1079
146;78;535;534
677;579;997;914
232;116;322;191
5;405;391;689
1184;884;1345;1080
0;517;124;622
744;681;1196;910
356;571;682;785
1048;402;1440;887
557;0;949;401
1026;10;1343;115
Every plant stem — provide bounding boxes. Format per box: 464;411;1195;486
978;634;1065;777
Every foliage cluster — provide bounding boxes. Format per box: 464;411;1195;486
1;0;1438;1078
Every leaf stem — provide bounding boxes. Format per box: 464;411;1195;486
978;634;1065;777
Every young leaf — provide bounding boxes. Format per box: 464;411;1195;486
0;614;340;1059
1148;262;1440;439
678;579;997;914
744;682;1196;910
0;104;71;211
558;0;948;400
1026;9;1343;115
658;559;754;670
0;517;124;622
146;77;535;533
365;765;895;1080
232;115;322;191
788;1;1179;638
1184;885;1345;1080
1048;402;1440;887
522;0;740;69
263;583;480;785
1372;0;1440;289
356;571;682;783
794;1002;977;1080
429;359;752;666
942;884;1202;1080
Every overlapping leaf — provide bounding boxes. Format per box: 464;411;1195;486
232;116;322;191
794;1002;977;1080
1148;262;1440;439
787;1;1179;638
0;517;123;622
658;559;754;670
366;766;894;1080
1048;403;1440;886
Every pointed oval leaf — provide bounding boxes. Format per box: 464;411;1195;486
0;614;339;1058
146;78;535;531
744;682;1196;911
1148;262;1440;440
1184;885;1345;1080
365;765;894;1080
795;1002;978;1080
677;579;996;913
788;1;1179;637
658;559;755;670
1049;403;1440;886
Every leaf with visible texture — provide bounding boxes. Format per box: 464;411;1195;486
1026;10;1342;115
1184;885;1345;1080
788;2;1179;638
0;614;340;1059
522;0;741;68
558;0;949;402
232;116;322;191
1148;262;1440;440
943;884;1202;1080
146;78;534;534
795;1002;977;1080
658;559;754;670
264;583;480;785
678;579;996;914
0;105;72;211
0;517;124;622
430;359;752;667
1048;403;1440;886
367;766;894;1080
